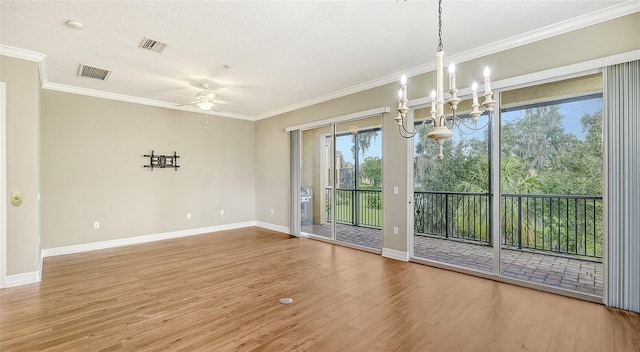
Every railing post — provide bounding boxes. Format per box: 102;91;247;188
353;189;358;226
517;196;523;250
325;188;330;221
487;194;492;246
445;194;450;239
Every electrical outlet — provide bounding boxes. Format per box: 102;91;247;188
393;226;398;235
270;208;274;215
94;221;100;229
220;209;224;215
393;186;399;195
186;213;191;219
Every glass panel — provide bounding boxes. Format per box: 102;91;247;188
334;117;382;250
499;74;604;297
301;126;332;239
413;100;493;273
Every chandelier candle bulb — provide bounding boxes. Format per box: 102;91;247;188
471;81;479;105
395;89;404;125
448;63;456;90
397;75;410;119
483;66;491;92
401;74;408;99
431;90;437;113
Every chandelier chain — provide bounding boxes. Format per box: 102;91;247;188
437;0;443;51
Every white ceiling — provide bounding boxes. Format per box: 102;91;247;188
1;1;637;120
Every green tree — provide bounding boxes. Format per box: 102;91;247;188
501;105;572;173
351;131;378;160
414;122;489;192
360;156;381;188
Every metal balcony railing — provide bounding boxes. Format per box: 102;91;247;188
325;188;382;228
323;189;603;260
501;193;603;259
414;191;491;245
414;191;603;260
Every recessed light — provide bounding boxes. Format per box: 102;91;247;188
65;20;85;30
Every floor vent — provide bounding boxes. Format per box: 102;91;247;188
77;64;112;81
139;37;168;53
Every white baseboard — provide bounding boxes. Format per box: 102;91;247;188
5;271;40;287
382;248;409;262
41;221;256;258
255;221;290;235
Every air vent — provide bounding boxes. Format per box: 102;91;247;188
77;64;112;81
138;37;168;53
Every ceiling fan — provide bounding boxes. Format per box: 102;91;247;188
178;83;224;111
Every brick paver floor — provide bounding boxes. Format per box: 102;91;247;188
302;222;603;296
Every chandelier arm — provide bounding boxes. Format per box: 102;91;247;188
445;109;456;130
455;125;483;136
398;124;417;139
456;113;492;132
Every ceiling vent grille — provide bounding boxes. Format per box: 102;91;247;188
139;37;168;53
77;64;112;81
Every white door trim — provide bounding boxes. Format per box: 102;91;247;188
1;82;7;288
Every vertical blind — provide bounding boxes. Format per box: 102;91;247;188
605;60;640;313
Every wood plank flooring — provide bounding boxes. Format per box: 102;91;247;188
1;227;639;351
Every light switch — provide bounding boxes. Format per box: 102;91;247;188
11;190;22;207
393;186;399;195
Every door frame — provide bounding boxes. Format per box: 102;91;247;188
1;82;7;288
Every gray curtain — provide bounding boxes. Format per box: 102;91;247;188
289;130;301;237
605;60;639;312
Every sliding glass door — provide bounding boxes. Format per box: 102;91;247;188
412;100;493;273
334;118;382;250
409;73;604;298
499;74;604;296
297;115;383;251
300;125;333;238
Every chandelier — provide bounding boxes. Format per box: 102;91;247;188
395;0;495;159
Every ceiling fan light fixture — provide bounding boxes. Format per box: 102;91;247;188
196;101;214;111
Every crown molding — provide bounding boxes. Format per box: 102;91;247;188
0;45;48;87
43;82;255;120
0;45;46;62
255;0;640;120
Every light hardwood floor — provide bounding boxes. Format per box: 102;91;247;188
1;227;639;351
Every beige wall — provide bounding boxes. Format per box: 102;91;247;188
41;90;255;249
0;56;41;276
254;12;640;253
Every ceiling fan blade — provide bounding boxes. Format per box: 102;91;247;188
175;101;200;107
169;92;196;99
212;99;238;106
